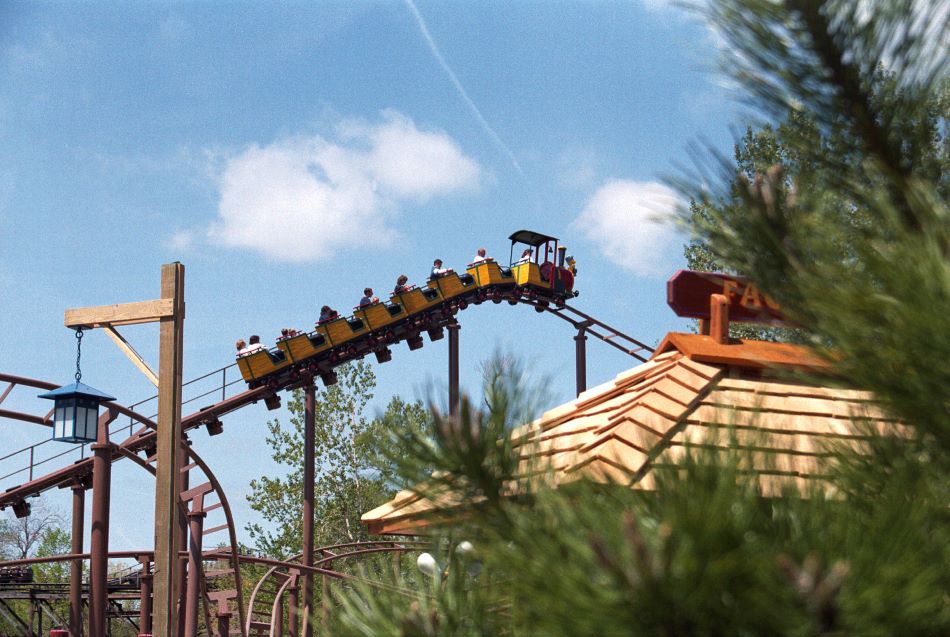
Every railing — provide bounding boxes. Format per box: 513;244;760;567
0;364;240;488
2;294;656;493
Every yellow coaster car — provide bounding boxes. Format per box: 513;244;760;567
507;229;576;297
237;230;578;387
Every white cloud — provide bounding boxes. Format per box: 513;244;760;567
572;180;683;279
206;112;481;262
339;110;481;200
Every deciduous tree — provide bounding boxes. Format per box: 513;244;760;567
246;361;431;558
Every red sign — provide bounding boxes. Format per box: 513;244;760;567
667;270;790;325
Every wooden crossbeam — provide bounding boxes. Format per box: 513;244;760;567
64;299;179;329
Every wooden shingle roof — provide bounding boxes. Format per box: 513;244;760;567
362;334;901;535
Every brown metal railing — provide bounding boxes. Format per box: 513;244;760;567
0;364;240;487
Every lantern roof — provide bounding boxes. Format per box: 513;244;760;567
38;381;116;402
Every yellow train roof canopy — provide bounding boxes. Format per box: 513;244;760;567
508;229;558;246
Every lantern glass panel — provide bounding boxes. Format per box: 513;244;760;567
62;401;75;441
79;399;98;441
54;405;66;439
76;404;86;441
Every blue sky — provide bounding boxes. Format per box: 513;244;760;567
0;1;742;551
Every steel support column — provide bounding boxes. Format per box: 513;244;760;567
139;555;153;635
321;568;331;630
287;582;299;637
70;483;85;637
275;595;284;637
177;440;190;637
216;612;231;637
448;321;460;417
183;506;205;637
574;328;588;397
88;436;112;637
301;382;315;637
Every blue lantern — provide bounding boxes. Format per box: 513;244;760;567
38;329;115;443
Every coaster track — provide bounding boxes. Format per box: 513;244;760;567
0;292;653;636
0;297;650;509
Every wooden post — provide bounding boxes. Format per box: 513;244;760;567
710;293;730;344
698;318;710;335
63;262;185;637
153;263;185;637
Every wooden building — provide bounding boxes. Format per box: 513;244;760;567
362;331;903;536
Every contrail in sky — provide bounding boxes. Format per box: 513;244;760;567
404;0;525;177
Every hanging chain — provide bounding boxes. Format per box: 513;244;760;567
74;328;84;382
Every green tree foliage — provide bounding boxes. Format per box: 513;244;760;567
329;2;949;635
33;526;72;584
246;361;432;557
685;70;948;344
684;0;950;450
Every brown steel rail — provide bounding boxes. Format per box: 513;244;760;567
1;296;652;507
0;379;269;509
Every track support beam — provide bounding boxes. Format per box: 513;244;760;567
89;408;118;637
288;582;299;637
574;327;588;397
139;555;153;635
184;498;206;637
302;382;316;637
448;321;460;417
70;482;85;637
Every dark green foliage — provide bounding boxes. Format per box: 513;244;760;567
683;0;950;451
330;1;949;635
334;396;948;636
